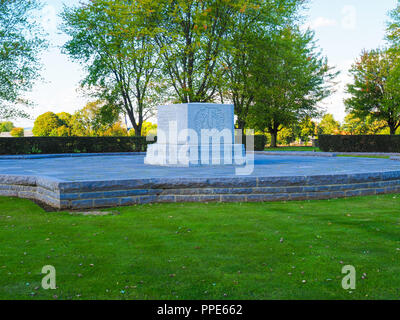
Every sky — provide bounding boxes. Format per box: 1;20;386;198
13;0;400;128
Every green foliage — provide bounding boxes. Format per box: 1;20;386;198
56;112;73;127
70;101;121;136
129;121;157;137
150;0;245;103
247;27;338;147
0;0;47;119
222;0;304;130
61;0;162;136
387;1;400;46
101;122;128;137
0;121;14;132
342;113;386;135
277;127;298;146
299;117;317;143
345;49;400;135
317;114;341;135
32;112;63;137
32;102;124;137
10;127;24;137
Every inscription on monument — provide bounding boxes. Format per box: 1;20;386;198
194;107;225;132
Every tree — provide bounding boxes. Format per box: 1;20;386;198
317;114;341;135
0;0;47;119
10;127;24;137
387;1;400;47
277;126;298;146
298;116;316;143
342;113;386;135
32;112;63;136
70;101;120;136
221;0;304;131
101;122;128;137
129;121;157;136
61;0;162;136
345;49;400;135
150;0;244;103
247;28;337;147
0;121;14;132
56;112;73;127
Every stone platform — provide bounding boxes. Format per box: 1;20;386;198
1;153;400;210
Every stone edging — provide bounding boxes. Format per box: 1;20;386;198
1;170;400;210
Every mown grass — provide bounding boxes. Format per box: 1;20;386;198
1;195;400;300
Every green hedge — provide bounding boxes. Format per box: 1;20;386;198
319;135;400;153
235;135;267;151
0;135;267;155
0;137;153;155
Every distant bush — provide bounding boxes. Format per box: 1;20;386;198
32;112;63;136
319;135;400;153
0;121;14;133
10;127;24;137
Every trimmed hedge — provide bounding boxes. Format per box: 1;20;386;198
319;135;400;153
0;137;152;155
0;135;267;155
235;135;268;151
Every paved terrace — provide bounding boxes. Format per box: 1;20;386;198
1;154;400;210
1;154;400;181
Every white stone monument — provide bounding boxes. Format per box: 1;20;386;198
144;103;246;166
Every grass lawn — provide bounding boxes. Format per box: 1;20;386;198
264;146;320;152
1;195;400;300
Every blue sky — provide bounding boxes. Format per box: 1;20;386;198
16;0;399;127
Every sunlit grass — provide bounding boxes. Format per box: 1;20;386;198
1;194;400;300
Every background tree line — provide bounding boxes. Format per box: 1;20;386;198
3;0;400;148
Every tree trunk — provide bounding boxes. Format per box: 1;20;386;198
390;125;396;135
270;130;278;148
237;118;246;132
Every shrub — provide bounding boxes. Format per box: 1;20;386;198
10;127;24;137
236;135;267;151
0;137;153;155
32;112;63;136
0;121;14;133
319;135;400;153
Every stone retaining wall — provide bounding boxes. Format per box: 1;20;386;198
1;171;400;210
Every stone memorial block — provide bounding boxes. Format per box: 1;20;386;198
145;103;246;166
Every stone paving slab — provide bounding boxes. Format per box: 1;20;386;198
1;154;400;209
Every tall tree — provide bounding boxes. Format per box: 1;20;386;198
149;0;244;103
61;0;162;136
70;101;120;136
387;1;400;47
0;0;47;119
342;113;386;135
247;28;337;147
345;49;400;135
317;113;341;135
221;0;304;130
